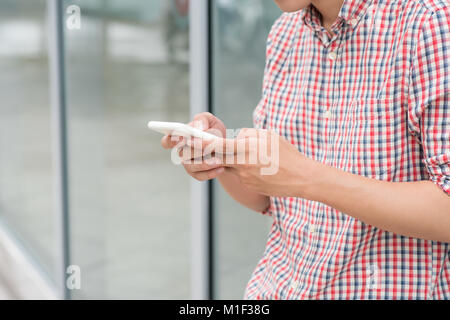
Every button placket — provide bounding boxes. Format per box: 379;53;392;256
324;46;338;122
350;18;359;27
428;270;435;299
328;51;338;61
323;27;344;167
327;99;339;165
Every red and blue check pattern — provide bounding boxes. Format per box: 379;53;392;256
246;0;450;299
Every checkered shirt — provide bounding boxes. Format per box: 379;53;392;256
246;0;450;299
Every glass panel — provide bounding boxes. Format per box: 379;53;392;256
0;0;58;282
211;0;281;299
63;0;191;298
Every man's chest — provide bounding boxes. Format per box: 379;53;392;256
264;20;418;180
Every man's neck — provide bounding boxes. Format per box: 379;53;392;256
311;0;345;35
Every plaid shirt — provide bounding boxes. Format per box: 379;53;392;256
246;0;450;299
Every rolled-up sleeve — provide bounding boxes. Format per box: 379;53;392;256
408;7;450;196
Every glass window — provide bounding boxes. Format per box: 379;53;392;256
211;0;281;298
63;0;191;298
0;0;58;283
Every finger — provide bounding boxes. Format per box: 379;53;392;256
183;158;223;173
179;145;191;161
191;167;225;181
182;133;253;163
179;138;237;165
207;137;245;156
179;145;213;163
190;114;210;131
237;128;258;139
184;136;218;150
205;127;225;139
161;135;183;149
193;112;218;130
179;144;200;162
214;136;262;168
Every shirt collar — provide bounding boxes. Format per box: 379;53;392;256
338;0;374;25
302;0;374;32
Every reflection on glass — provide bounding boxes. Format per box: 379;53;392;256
63;0;191;298
0;0;57;283
212;0;281;298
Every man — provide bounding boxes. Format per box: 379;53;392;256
162;0;450;299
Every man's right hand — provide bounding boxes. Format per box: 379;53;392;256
160;112;227;181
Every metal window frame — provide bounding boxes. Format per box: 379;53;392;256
0;0;69;300
48;0;71;300
189;0;213;300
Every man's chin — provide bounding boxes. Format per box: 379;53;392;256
274;0;310;13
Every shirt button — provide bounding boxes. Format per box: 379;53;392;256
350;18;358;27
310;226;316;234
324;110;331;119
291;281;299;290
328;51;338;60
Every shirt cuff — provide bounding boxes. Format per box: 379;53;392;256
423;153;450;196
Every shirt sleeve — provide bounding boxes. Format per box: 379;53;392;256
253;26;274;216
253;12;298;130
408;6;450;196
252;16;276;130
253;13;292;216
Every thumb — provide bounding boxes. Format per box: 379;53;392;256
188;118;207;131
192;113;214;131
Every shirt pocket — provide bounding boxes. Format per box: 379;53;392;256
340;98;403;180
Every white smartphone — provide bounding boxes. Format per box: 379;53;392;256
147;121;218;141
